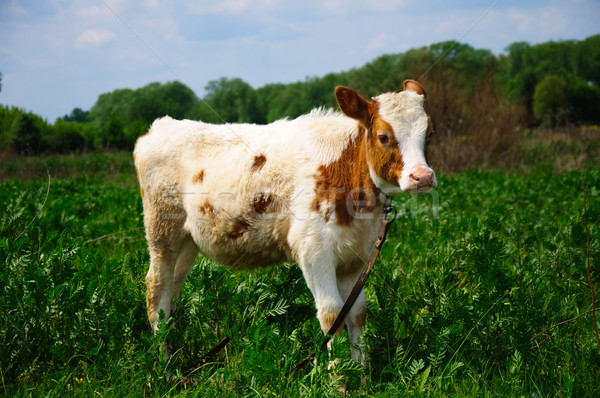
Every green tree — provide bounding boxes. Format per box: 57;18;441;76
123;119;149;148
10;112;49;154
254;74;341;123
188;78;262;124
88;81;197;129
86;81;198;149
500;39;584;122
533;75;568;127
61;108;89;123
260;82;305;122
100;115;126;149
571;34;600;86
0;105;20;149
344;53;403;96
566;76;600;125
88;88;133;129
46;119;90;152
501;42;536;108
130;81;197;122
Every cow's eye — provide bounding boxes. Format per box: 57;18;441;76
378;134;390;145
426;128;435;143
426;117;435;143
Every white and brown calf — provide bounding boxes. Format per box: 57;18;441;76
134;79;436;363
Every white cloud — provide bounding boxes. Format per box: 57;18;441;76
75;29;115;49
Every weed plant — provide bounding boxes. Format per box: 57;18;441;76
0;161;599;396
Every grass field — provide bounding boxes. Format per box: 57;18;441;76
1;151;599;397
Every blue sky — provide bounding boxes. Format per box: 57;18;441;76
1;0;599;122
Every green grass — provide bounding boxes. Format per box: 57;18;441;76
0;151;137;186
0;154;599;396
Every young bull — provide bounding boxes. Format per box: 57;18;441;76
134;79;436;363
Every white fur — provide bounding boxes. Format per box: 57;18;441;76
134;91;434;365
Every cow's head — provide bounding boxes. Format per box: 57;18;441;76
335;80;436;195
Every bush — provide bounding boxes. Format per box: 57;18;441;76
10;112;50;155
98;115;126;150
124;119;150;149
533;75;569;127
46;119;92;153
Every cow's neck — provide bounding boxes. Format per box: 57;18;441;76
312;124;382;226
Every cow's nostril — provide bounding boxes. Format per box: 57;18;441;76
409;169;434;188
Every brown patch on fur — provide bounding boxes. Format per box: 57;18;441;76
251;193;273;215
355;306;367;330
368;107;404;184
336;260;365;276
145;278;159;327
225;193;274;240
319;310;345;336
198;199;214;216
250;154;267;173
228;218;250;239
312;126;379;226
192;170;205;184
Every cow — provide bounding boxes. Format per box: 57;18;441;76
133;79;436;364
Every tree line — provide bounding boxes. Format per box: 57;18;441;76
1;35;598;156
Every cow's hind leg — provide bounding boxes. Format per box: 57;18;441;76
143;188;188;332
170;235;199;314
146;249;177;332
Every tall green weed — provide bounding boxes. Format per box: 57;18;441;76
0;168;598;396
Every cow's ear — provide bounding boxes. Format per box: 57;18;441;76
403;79;426;98
335;86;372;128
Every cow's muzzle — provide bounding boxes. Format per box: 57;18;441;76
407;167;437;193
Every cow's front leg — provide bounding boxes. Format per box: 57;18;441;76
337;268;367;364
294;241;345;356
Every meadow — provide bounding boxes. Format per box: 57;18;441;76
1;148;599;397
